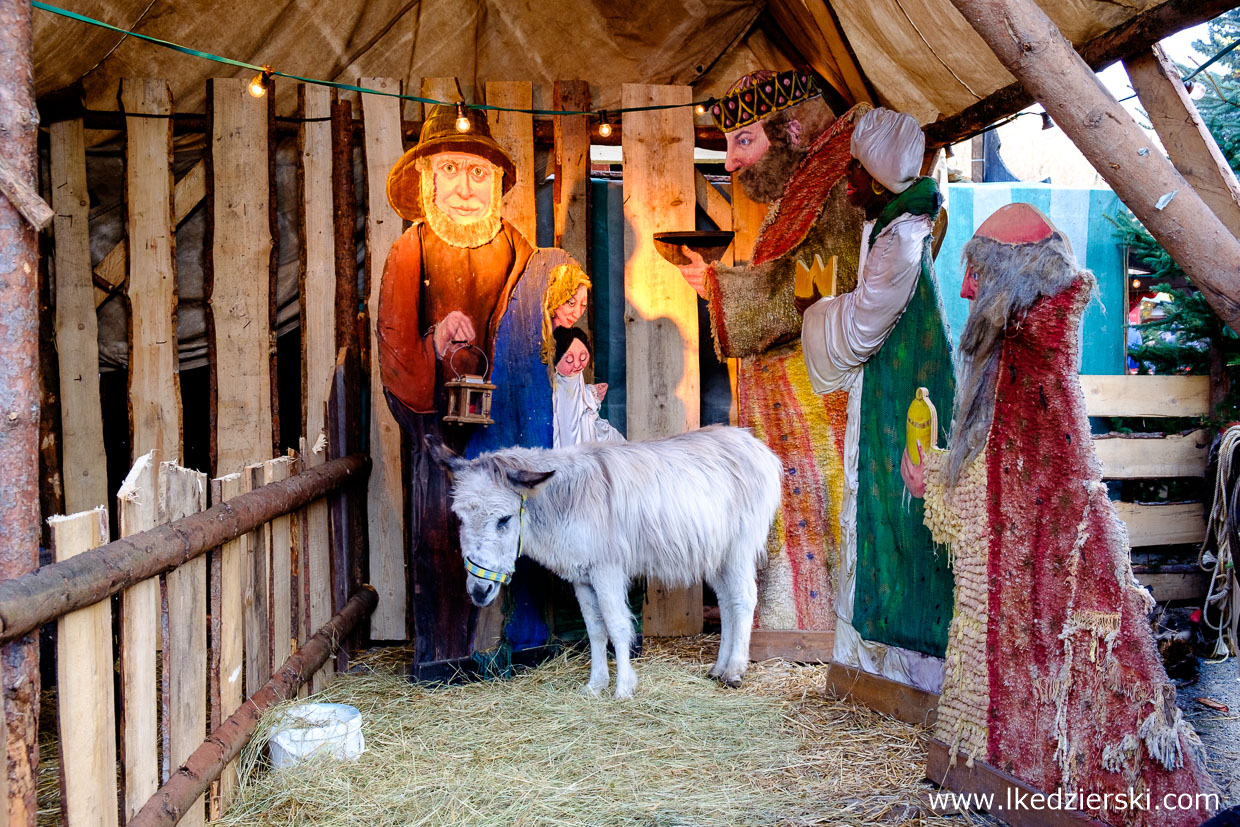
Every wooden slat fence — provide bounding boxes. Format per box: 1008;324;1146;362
1085;374;1212;601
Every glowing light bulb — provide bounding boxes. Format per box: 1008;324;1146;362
248;74;267;98
695;103;707;115
1188;80;1207;101
455;103;471;133
1131;278;1142;289
598;114;613;138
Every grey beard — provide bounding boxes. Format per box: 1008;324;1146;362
736;143;806;204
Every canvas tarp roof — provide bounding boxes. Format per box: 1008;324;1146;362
32;0;1183;128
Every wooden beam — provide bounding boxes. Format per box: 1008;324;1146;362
799;0;875;105
763;0;852;105
925;739;1107;825
208;78;275;476
1079;374;1209;418
243;462;272;697
1115;501;1205;548
945;0;1240;335
359;77;408;641
209;471;248;813
122;78;182;466
693;169;732;233
1093;430;1209;479
118;452;159;822
826;663;939;727
94;160;206;307
925;0;1240;148
51;507;118;827
296;82;336;692
749;629;833;663
623;84;702;636
49;117;108;515
553;81;591;269
1126;44;1240;240
486;81;537;244
0;153;51;230
0;5;41;819
1135;570;1210;602
160;462;208;827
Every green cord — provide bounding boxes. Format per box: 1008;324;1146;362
33;1;717;118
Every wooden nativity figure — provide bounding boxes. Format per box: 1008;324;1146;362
377;103;533;670
675;71;955;691
551;326;624;449
902;203;1218;825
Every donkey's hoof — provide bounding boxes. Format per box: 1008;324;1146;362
581;681;606;697
720;674;743;689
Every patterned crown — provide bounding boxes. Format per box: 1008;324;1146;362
710;69;820;133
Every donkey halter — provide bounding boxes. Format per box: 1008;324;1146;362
463;495;525;586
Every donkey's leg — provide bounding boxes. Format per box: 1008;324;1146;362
706;573;733;681
573;581;610;695
592;568;636;699
719;552;759;688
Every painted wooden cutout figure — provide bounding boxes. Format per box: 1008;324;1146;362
551;326;623;448
377;103;533;668
902;203;1217;826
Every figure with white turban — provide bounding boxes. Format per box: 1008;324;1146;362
674;73;955;685
797;105;957;691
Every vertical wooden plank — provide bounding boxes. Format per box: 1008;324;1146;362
208;77;274;477
211;471;247;812
161;462;207;827
49;117;109;514
121;79;181;464
553;81;591;266
360;77;408;641
730;174;766;265
264;456;297;673
421;77;464;105
117;451;159;822
50;507;118;827
244;461;272;692
298;83;336;690
485;81;537;243
622;84;702;636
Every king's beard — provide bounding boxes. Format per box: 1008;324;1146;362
736;141;807;204
418;166;504;249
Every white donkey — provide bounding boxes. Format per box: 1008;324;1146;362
428;425;782;698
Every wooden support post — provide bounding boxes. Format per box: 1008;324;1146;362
1125;44;1240;239
946;0;1240;333
553;81;592;268
50;507;119;827
264;456;297;677
486;81;537;243
297;83;336;690
208;77;275;476
622;84;702;636
118;452;160;821
209;471;249;814
244;461;272;694
0;2;42;820
122;78;182;465
360;77;407;641
160;463;208;827
49;117;109;514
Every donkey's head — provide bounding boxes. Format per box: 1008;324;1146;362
426;436;555;607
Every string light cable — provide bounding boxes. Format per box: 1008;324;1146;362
32;1;718;121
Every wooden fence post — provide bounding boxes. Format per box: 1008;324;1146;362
622;84;702;636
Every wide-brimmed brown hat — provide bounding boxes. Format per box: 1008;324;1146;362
386;104;518;221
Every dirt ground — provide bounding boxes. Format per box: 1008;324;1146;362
1175;656;1240;808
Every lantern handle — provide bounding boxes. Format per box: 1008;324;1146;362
444;341;490;382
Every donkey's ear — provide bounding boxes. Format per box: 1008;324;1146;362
505;468;555;492
425;434;467;476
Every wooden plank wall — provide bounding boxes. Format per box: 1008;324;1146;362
50;507;118;827
487;81;537;243
122;78;182;465
210;470;248;814
621;83;702;636
1084;374;1212;601
297;82;337;691
360;76;408;641
208;77;275;477
49;116;109;515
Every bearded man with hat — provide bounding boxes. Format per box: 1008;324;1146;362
378;103;533;668
902;203;1217;825
675;73;955;691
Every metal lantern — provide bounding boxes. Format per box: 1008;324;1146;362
442;343;496;426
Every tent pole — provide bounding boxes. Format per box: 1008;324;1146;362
945;0;1240;336
0;0;41;822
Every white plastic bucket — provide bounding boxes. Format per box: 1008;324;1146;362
268;703;365;770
